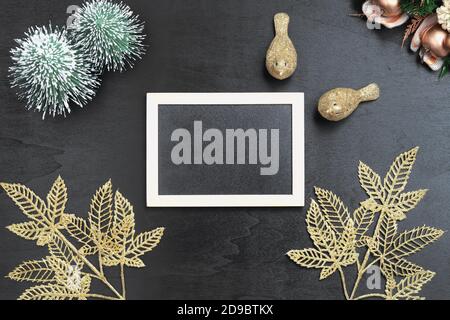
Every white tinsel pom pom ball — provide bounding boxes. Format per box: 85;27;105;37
437;0;450;32
71;0;146;72
10;25;100;118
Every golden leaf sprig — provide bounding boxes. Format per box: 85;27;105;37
2;177;164;300
287;147;445;300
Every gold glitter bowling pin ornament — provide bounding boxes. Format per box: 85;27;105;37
266;13;298;80
318;84;380;121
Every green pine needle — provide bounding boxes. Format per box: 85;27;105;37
439;56;450;79
400;0;439;17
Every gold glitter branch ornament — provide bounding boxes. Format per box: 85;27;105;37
2;177;164;300
287;147;445;300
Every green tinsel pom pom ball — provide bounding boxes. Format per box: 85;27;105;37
10;25;100;118
71;0;146;72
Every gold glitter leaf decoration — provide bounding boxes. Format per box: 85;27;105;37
358;162;384;201
377;214;398;256
88;180;113;241
19;284;83;301
2;183;48;221
383;257;423;277
48;235;77;264
7;221;44;241
389;227;444;258
353;206;375;245
112;191;136;253
66;216;95;248
2;177;165;300
314;187;350;234
383;147;418;200
306;200;336;253
287;147;444;300
391;270;436;300
127;228;165;259
395;190;428;214
287;249;333;269
7;259;55;283
46;176;67;224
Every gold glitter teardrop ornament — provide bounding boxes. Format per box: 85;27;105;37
266;13;298;80
318;83;380;122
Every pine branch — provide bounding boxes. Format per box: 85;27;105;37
439;56;450;78
400;0;439;17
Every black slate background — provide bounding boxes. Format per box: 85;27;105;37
0;0;449;300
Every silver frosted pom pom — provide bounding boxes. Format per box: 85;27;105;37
71;0;146;72
10;25;100;118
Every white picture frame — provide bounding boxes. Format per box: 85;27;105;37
146;93;304;207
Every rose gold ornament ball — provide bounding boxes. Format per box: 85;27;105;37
372;0;402;17
422;24;450;58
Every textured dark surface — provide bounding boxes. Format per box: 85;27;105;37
0;0;449;300
158;104;292;195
